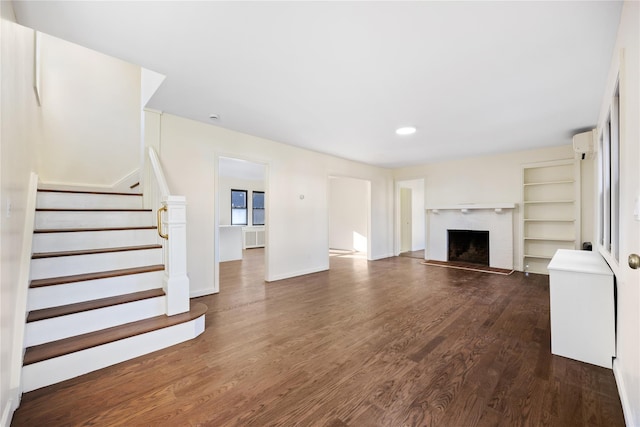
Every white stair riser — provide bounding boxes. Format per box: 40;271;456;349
35;211;153;229
31;249;163;280
25;296;167;347
33;229;159;253
28;270;164;311
36;192;142;210
22;316;205;392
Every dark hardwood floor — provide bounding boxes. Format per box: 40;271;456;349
12;249;624;426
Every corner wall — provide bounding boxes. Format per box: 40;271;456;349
0;5;40;425
394;144;583;271
150;112;394;296
35;33;141;188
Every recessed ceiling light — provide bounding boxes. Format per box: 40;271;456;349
396;126;416;135
209;114;219;120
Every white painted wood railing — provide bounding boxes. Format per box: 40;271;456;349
146;147;190;315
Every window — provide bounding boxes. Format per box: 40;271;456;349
598;81;620;261
252;191;265;225
231;190;248;225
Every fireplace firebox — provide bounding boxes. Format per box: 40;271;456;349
447;229;489;266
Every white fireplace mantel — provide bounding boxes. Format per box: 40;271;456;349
426;203;516;213
425;203;516;270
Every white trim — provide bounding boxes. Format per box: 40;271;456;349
613;359;636;427
190;288;217;298
426;203;516;211
111;168;140;192
1;392;19;427
9;173;38;418
370;252;395;260
266;265;328;282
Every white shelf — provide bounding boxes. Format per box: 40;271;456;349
524;237;576;242
524;254;553;260
521;159;580;275
524;218;576;222
524;200;574;204
524;180;574;186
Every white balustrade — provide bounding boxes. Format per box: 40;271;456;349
146;147;190;315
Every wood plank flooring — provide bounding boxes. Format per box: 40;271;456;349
12;249;624;426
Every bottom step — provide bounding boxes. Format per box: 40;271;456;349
22;302;207;392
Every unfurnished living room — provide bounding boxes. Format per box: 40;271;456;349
1;1;639;426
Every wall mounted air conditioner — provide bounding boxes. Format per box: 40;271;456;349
573;129;596;160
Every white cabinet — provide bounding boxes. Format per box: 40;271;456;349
219;226;243;262
243;226;265;249
548;249;615;369
522;160;580;274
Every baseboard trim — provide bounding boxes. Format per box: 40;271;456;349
369;252;394;261
190;288;217;298
266;265;329;282
1;389;20;427
613;359;636;427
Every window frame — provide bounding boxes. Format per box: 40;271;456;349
597;80;620;262
231;189;248;226
252;191;265;226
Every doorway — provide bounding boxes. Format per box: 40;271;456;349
328;176;371;260
396;179;425;259
215;156;267;292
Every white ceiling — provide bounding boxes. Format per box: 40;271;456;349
12;1;622;168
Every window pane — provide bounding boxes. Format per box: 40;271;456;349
232;209;247;225
253;209;265;225
253;192;264;209
231;190;246;208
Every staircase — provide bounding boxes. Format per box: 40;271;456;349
22;188;206;392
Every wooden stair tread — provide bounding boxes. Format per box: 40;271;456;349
36;208;152;212
32;244;162;259
30;264;165;288
27;289;166;322
38;189;142;197
23;302;208;365
34;226;157;233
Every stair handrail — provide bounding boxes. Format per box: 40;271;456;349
146;146;190;316
147;146;170;199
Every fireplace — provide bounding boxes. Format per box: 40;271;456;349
447;229;489;266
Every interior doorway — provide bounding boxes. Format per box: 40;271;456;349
400;188;412;253
396;178;425;259
215;156;267;292
328;176;371;260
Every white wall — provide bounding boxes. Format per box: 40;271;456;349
149;111;393;295
398;179;425;251
218;176;264;226
395;144;580;270
0;6;40;425
35;34;141;188
593;1;640;424
329;177;369;252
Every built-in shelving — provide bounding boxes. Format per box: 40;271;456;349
521;160;580;274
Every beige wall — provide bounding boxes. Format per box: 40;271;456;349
394;144;581;270
0;5;40;424
36;34;141;188
329;176;369;252
150;111;394;296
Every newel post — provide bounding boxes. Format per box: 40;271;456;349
162;195;190;315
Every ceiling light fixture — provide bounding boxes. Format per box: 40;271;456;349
396;126;416;135
209;114;219;120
